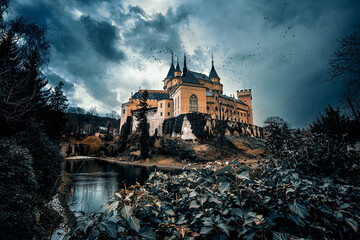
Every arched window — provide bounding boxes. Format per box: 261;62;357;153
189;94;198;111
215;107;218;111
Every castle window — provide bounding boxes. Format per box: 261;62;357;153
123;109;125;114
177;96;179;109
215;96;218;101
168;112;170;116
175;99;177;110
168;103;170;107
160;112;163;116
207;106;209;111
189;94;198;111
160;103;163;108
215;107;218;111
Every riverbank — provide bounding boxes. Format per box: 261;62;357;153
66;155;193;170
50;172;76;240
66;153;263;170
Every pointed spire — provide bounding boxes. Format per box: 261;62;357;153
175;56;181;72
209;53;220;79
183;53;187;76
166;53;175;79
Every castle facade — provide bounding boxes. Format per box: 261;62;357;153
120;54;253;134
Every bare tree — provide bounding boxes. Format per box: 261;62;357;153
329;26;360;122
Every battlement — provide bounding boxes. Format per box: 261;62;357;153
237;89;252;97
237;89;251;94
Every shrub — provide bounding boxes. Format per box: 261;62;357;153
81;136;105;155
12;125;63;198
0;139;42;239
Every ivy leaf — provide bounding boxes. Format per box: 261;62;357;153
219;181;230;194
99;220;117;239
340;203;351;209
165;209;175;216
200;226;212;235
236;171;250;180
190;200;200;209
288;201;308;219
345;218;358;232
105;200;119;215
215;165;232;175
287;213;305;228
198;195;207;206
209;196;222;204
120;205;133;221
139;227;156;240
272;232;290;240
129;215;141;232
217;223;230;237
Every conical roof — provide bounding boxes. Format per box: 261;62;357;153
175;59;181;72
166;53;175;79
209;54;220;79
209;65;219;78
166;63;175;79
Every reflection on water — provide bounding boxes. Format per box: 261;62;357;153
63;159;163;213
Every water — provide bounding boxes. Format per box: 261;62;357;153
63;158;174;213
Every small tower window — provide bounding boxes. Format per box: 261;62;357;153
168;103;170;107
207;106;209;111
160;112;163;116
215;107;218;111
168;112;170;116
189;94;198;111
160;103;163;108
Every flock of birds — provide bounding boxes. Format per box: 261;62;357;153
126;1;309;85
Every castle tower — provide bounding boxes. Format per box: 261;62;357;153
237;89;253;124
209;53;220;83
174;56;181;77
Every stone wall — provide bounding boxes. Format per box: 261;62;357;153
159;113;264;140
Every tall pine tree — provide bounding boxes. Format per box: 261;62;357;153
136;90;150;159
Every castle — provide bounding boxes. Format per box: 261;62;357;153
120;54;253;135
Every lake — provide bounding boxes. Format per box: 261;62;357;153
63;158;177;213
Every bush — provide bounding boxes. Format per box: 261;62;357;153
0;139;42;239
81;136;105;155
12;125;63;198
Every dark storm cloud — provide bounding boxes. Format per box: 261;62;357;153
8;0;127;109
80;15;124;61
6;0;360;125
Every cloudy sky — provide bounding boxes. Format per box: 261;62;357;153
6;0;360;127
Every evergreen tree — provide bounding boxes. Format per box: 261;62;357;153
0;31;49;136
136;90;149;159
44;81;68;138
49;81;68;112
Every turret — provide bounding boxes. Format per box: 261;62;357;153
174;56;181;77
165;53;175;80
209;53;220;83
237;89;253;124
